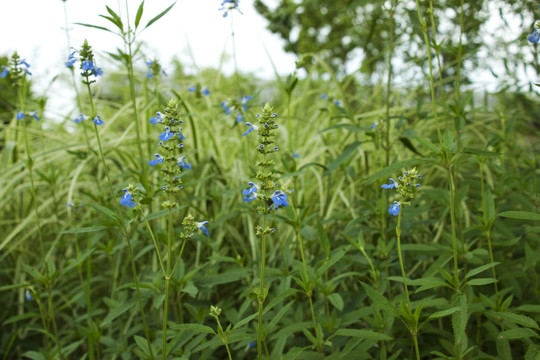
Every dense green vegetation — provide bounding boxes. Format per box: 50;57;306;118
1;1;539;359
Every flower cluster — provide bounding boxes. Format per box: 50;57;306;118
148;100;191;209
381;167;422;216
66;40;103;85
15;110;40;121
188;85;210;96
1;52;31;87
146;59;167;78
73;113;104;126
119;184;138;209
222;95;252;122
242;103;291;218
180;214;210;239
219;0;242;17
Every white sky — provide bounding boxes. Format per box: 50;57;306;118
0;0;296;119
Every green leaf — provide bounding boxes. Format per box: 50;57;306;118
3;312;40;325
413;135;440;153
323;141;362;176
135;1;145;29
442;129;453;151
465;262;500;280
399;136;422;156
485;188;495;224
74;22;113;33
462;147;500;157
466;278;497;286
497;312;540;330
451;294;468;353
328;293;344;311
145;2;176;29
133;335;151;356
499;211;540;221
100;297;139;327
499;328;538;340
99;14;123;32
90;203;120;223
282;347;306;360
233;313;258;330
360;281;400;318
317;220;330;257
363;158;424;184
423;307;460;324
22;351;45;360
170;323;215;334
60;225;110;234
334;328;392;341
316;247;348;278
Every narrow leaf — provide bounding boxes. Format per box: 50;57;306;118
497;312;540;330
334;328;392;341
74;22;113;33
465;262;500;280
170;323;215;334
360;281;400;317
328;293;344;311
135;1;145;29
499;211;540;221
364;158;424;184
100;297;139;327
145;3;176;29
413;135;440;153
499;328;538;340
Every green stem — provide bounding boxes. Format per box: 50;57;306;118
140;210;166;276
447;168;460;289
162;206;174;359
257;219;267;360
396;212;420;360
126;236;155;360
479;161;498;298
414;0;443;144
47;289;64;360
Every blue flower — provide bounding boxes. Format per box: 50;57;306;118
159;127;174;141
529;29;540;44
177;155;191;169
334;99;342;106
1;66;8;78
381;178;398;189
29;111;40;121
197;221;210;236
240;95;252;111
74;113;87;123
66;50;77;67
201;87;210;96
149;154;164;166
94;67;103;77
16;110;24;120
219;0;242;17
93;115;104;125
25;289;33;301
293;152;300;158
271;190;289;209
82;59;94;72
221;101;232;115
371;122;377;130
150;112;165;124
236;112;244;122
388;201;400;216
188;86;196;92
320;94;328;100
243;182;259;196
120;190;136;208
242;122;259;136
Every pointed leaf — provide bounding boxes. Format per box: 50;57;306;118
170;323;215;334
465;262;500;280
499;328;538;340
328;293;344;311
334;328;392;341
100;297;139;327
360;281;400;318
414;135;440;153
497;312;540;330
135;1;145;29
74;22;113;33
364;158;424;184
499;211;540;221
145;3;176;29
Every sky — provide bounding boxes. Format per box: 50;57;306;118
0;0;296;119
